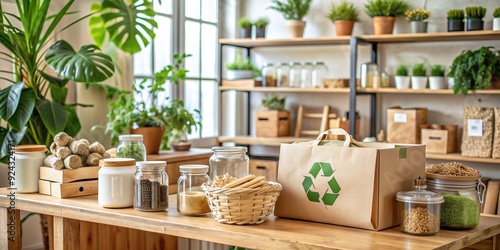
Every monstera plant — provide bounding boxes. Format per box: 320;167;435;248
0;0;158;161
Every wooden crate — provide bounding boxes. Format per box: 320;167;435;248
329;118;360;141
39;166;99;198
387;108;427;144
255;110;290;137
249;159;278;182
421;125;457;154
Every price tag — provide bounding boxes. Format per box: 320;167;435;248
467;119;483;137
394;113;407;123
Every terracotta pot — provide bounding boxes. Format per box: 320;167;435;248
373;16;395;35
334;20;355;36
286;20;306;38
130;126;164;155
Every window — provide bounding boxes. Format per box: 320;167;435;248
133;0;219;140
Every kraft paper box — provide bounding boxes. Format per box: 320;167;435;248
274;130;425;231
387;107;427;144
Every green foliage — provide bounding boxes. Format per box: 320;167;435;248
430;65;445;77
226;52;256;71
255;18;270;28
262;94;286;111
465;6;487;19
238;17;253;28
441;195;479;229
447;9;465;20
448;46;500;95
412;63;426;77
395;65;408;76
327;1;359;22
268;0;313;20
163;99;202;143
405;9;430;21
364;0;409;17
116;142;145;161
493;7;500;18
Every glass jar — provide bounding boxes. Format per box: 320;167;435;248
311;61;329;88
289;62;302;88
276;62;290;87
134;161;169;211
13;145;47;193
209;146;249;179
372;69;381;88
98;158;136;208
426;176;485;229
301;62;313;88
116;134;147;161
360;63;378;88
177;164;211;216
381;67;390;87
262;63;276;87
396;177;444;236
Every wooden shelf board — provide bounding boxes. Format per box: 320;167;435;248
358;88;500;95
427;153;500;164
219;86;350;93
359;30;500;43
218;136;311;146
219;37;351;48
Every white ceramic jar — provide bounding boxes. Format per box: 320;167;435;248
98;158;136;208
13;145;46;193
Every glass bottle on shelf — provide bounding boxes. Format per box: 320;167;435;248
381;67;390;88
261;63;276;87
289;62;302;88
276;62;290;87
301;62;313;88
311;61;329;88
372;69;381;88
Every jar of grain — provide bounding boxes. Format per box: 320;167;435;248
13;145;47;193
116;134;147;161
262;63;276;87
177;165;211;216
396;177;444;236
209;146;249;179
98;158;136;208
134;161;169;211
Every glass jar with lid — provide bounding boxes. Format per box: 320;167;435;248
134;161;169;211
289;62;302;88
301;62;313;88
116;134;147;161
276;62;290;87
381;67;390;87
311;61;329;88
177;164;211;216
262;63;276;87
396;177;444;236
99;158;136;208
209;146;249;179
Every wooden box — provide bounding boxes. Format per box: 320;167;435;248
387;108;427;144
249;159;278;182
221;79;260;87
329;117;360;141
421;125;457;154
39;166;99;198
255;110;290;137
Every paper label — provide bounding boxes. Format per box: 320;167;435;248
467;119;483;137
394;113;407;123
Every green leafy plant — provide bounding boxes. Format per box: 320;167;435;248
405;9;431;21
262;94;287;111
327;1;359;22
268;0;313;20
226;53;256;71
465;6;487;19
412;64;427;77
493;7;500;18
364;0;409;17
447;9;465;20
163;99;202;144
255;18;270;28
448;46;500;95
238;17;253;29
430;65;445;77
395;65;408;76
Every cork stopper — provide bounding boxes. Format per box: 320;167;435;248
415;176;426;186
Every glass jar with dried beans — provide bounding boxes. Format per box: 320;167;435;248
134;161;169;211
177;165;211;216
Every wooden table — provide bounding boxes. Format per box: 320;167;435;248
2;190;500;250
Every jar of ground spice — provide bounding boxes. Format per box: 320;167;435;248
177;165;211;216
134;161;168;211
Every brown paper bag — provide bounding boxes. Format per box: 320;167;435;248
275;128;425;231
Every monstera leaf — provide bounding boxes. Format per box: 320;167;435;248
46;40;115;83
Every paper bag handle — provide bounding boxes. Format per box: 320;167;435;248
313;128;352;147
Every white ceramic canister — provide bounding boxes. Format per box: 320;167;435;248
12;145;47;193
98;158;136;208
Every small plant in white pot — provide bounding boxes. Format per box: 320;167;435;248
429;64;446;90
269;0;313;38
226;52;256;80
411;63;428;90
394;64;410;89
493;7;500;31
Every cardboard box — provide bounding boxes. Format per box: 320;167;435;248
387;108;427;144
255;110;290;137
421;125;457;154
249;159;278;181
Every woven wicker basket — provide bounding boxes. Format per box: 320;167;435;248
201;181;282;225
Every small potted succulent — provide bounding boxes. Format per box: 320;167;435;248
326;0;359;36
429;64;446;90
405;9;431;33
255;18;269;38
238;17;253;38
447;9;465;32
394;64;410;89
269;0;313;38
493;7;500;31
411;63;428;90
465;6;486;31
364;0;409;35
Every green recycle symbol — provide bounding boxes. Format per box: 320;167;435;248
302;162;341;206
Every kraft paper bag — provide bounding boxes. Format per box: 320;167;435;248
274;129;425;231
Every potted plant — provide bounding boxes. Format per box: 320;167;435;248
493;7;500;31
394;64;410;89
447;9;465;32
326;0;360;36
405;9;431;33
411;63;427;90
448;46;500;95
465;6;486;31
238;17;253;38
226;52;256;80
364;0;409;35
163;99;202;151
429;65;446;90
269;0;313;38
255;94;290;137
255;18;270;38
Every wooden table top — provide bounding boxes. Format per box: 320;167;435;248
1;189;499;250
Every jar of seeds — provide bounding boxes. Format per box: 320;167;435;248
134;161;169;211
177;165;211;216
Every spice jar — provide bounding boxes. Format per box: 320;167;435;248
134;161;169;211
116;134;147;161
209;146;249;178
397;177;444;236
301;62;313;88
276;62;289;87
289;62;302;88
98;158;136;208
262;63;276;87
177;164;211;216
311;61;329;88
13;145;47;193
